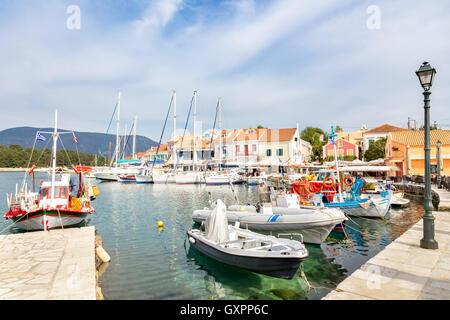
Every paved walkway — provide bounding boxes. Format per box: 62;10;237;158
0;227;96;300
323;211;450;300
432;186;450;210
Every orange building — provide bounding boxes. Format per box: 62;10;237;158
385;130;450;176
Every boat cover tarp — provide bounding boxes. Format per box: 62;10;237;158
205;199;229;243
291;181;322;201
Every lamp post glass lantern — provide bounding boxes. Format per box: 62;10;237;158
416;61;438;249
416;61;436;91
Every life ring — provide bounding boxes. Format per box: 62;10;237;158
344;176;354;187
323;177;336;189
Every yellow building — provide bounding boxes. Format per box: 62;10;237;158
385;130;450;176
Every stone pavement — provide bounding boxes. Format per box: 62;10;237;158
432;186;450;211
0;226;96;300
323;211;450;300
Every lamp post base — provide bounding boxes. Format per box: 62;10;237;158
420;238;439;249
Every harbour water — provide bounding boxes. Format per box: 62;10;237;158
0;172;425;300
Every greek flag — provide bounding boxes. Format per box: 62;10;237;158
36;132;46;142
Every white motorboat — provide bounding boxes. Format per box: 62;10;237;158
187;199;309;279
193;194;347;244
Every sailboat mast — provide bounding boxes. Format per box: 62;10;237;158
193;91;198;171
173;90;177;160
115;90;121;167
218;98;222;172
50;110;58;204
132;115;137;159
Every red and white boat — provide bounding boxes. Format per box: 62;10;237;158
3;111;98;231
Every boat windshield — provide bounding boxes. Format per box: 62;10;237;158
40;187;70;199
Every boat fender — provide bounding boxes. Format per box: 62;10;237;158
157;221;164;228
189;237;195;244
96;246;111;263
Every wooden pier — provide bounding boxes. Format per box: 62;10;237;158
323;211;450;300
0;226;97;300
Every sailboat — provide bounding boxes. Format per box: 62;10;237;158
3;111;98;231
176;91;205;184
95;91;139;181
205;98;244;186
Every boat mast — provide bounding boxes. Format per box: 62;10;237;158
132;115;137;159
193;91;198;171
173;90;177;164
218;98;222;173
330;126;342;201
115;90;121;167
50;110;58;205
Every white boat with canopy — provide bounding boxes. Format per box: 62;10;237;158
187;199;309;279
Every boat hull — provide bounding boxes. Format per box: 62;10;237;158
187;230;306;279
7;209;90;231
135;175;154;184
176;172;204;184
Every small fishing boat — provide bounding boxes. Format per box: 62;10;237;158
135;167;153;184
187;200;309;280
3;111;98;231
117;174;136;183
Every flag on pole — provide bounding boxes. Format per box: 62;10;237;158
36;132;46;142
72;132;78;144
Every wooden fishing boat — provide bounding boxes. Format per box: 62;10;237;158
3;111;98;231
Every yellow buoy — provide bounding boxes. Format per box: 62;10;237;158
157;221;164;228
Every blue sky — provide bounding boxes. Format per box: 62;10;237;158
1;0;450;141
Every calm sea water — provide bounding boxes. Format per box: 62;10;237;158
0;172;425;300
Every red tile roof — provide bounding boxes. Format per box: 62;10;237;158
364;124;408;134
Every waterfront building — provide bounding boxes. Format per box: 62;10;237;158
322;138;359;160
140;144;171;163
336;125;369;159
385;129;450;176
362;124;408;152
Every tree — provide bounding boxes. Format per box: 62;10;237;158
335;126;343;133
301;127;327;162
364;137;387;161
257;125;265;129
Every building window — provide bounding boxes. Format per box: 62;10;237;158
295;137;298;142
328;149;334;157
338;140;343;147
252;144;256;152
276;148;283;156
348;149;353;156
266;149;272;157
236;145;240;153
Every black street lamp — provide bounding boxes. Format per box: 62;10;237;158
416;61;438;249
437;140;442;189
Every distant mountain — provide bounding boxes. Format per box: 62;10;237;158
0;127;158;156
